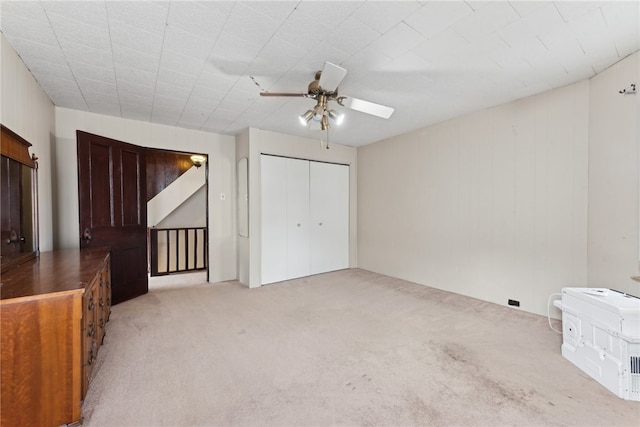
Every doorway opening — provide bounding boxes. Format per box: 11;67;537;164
146;148;209;280
77;132;210;304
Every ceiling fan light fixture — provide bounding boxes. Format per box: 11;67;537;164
299;110;314;126
327;109;344;125
313;102;324;116
320;115;329;131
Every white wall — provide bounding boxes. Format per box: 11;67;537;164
54;107;237;283
587;52;640;292
358;81;590;317
240;128;358;288
156;186;207;229
1;34;56;251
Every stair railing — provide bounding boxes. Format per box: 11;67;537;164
149;227;207;276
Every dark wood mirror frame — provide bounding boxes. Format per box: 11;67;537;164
1;125;39;274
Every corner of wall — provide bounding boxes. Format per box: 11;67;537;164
587;51;640;293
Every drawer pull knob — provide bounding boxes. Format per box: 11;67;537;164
82;227;93;244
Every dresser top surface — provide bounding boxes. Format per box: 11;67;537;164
0;248;110;300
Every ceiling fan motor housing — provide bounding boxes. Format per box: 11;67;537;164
308;71;339;99
308;78;320;95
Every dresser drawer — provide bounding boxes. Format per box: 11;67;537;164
82;283;98;331
80;254;111;400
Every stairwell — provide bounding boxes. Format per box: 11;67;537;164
147;165;206;227
146;150;207;276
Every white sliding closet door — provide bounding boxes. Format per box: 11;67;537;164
261;155;349;285
261;155;288;284
285;158;310;279
310;162;349;274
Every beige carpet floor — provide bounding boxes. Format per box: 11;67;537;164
82;269;639;426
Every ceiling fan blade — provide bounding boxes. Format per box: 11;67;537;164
260;92;310;97
318;61;347;93
339;96;394;119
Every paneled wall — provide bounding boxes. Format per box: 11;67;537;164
358;81;590;316
0;35;55;251
146;150;194;201
587;52;639;289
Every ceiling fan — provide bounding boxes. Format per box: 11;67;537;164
260;61;395;131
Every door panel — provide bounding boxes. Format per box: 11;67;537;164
87;142;113;227
121;149;142;226
285;158;310;280
310;162;349;274
261;155;288;284
77;131;147;304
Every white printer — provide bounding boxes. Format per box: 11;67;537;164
555;288;640;401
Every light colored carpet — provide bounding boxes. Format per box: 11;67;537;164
82;269;639;426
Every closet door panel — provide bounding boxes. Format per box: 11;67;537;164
310;162;349;274
261;156;288;284
286;158;310;279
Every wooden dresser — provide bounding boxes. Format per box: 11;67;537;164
1;248;111;426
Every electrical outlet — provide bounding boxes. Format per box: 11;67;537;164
508;299;520;307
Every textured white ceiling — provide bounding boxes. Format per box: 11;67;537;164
1;1;638;147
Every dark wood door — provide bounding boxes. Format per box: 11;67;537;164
77;131;147;304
